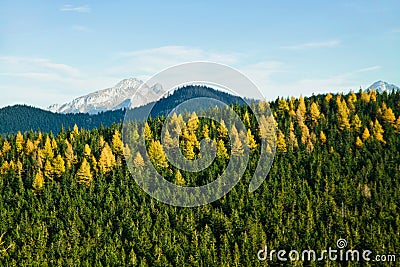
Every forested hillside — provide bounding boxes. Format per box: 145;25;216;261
0;89;399;266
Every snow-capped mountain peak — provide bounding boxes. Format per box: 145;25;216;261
48;78;163;114
367;80;399;93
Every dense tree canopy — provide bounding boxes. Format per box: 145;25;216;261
0;88;399;266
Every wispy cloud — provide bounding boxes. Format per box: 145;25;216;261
355;65;381;73
60;4;91;13
0;56;81;77
281;40;340;50
392;28;400;33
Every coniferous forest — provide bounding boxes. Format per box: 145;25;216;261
0;89;399;266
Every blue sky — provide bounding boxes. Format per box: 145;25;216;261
1;1;399;108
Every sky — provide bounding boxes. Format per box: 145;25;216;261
0;0;399;108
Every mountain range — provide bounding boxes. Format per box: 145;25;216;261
366;80;400;93
47;78;163;114
48;79;400;115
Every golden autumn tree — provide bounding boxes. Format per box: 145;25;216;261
297;96;307;118
144;122;153;142
32;171;45;195
276;130;287;153
319;131;327;144
98;143;116;173
246;129;258;151
174;170;186;186
371;119;385;143
15;132;24;154
25;139;35;155
52;155;66;178
381;103;396;125
2;140;11;155
216;139;229;159
133;151;145;168
44;160;53;180
309;102;321;123
355;136;363;148
84;144;91;158
242;111;251;127
77;158;93;186
217;120;229;141
325;93;333;103
288;96;296;117
112;130;124;156
360;90;370;103
42;136;54;160
362;127;371;140
369;88;377;102
352;114;362;132
147;140;168;169
278;98;289;112
231;125;244;155
64;140;76;168
336;95;351;131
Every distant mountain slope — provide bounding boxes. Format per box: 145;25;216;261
0;105;125;135
367;80;399;93
1;85;246;135
48;78;163;114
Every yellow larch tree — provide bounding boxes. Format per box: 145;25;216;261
352;114;362;132
247;129;258;151
242;111;251;127
15;132;24;154
147;140;168;169
202;124;210;139
336;96;351;131
32;170;45;195
133;151;145;168
42;136;54;160
288;96;296;117
25;139;35;155
174;170;186;186
372;119;385;143
52;154;66;178
64;140;76;168
319;131;327;144
362;127;370;140
44;160;53;180
144;122;153;142
217;120;229;141
381;103;396;125
325;93;333;103
297;96;307;118
355;136;363;148
112;130;124;156
98;143;116;173
347;92;357;112
216;139;229;160
2;140;11;155
84;144;91;158
369;88;377;102
278;98;289;112
276;130;287;153
309;102;321;123
360;90;370;103
76;158;93;186
231;125;244;155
